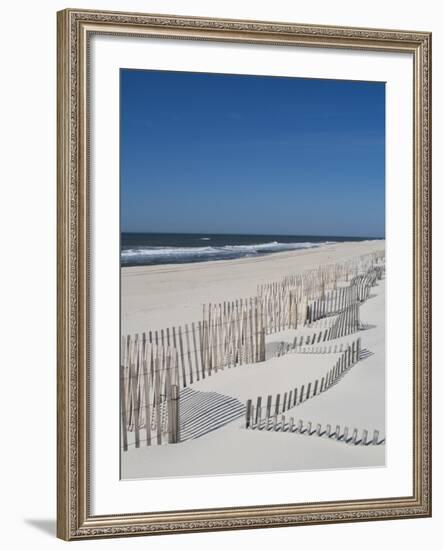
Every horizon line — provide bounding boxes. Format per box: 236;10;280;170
121;230;385;239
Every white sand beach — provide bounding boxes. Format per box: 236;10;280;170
121;240;385;479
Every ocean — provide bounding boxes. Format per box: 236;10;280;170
121;233;378;267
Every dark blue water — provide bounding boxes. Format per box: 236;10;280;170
121;233;378;267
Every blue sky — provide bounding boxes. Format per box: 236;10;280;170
121;69;385;237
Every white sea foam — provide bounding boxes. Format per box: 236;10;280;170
121;241;336;265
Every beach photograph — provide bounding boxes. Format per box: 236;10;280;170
119;69;386;480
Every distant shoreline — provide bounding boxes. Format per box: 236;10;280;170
121;235;385;269
121;239;385;273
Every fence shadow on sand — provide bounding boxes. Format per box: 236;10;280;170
179;387;246;442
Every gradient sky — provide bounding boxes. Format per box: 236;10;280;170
121;69;385;237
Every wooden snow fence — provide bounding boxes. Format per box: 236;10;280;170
304;284;359;324
125;325;204;389
276;302;361;359
124;306;266;398
374;264;385;279
120;335;180;450
304;264;382;324
121;297;268;451
280;251;384;299
255;283;301;333
202;298;266;371
245;338;361;429
246;412;384;446
281;265;341;300
325;302;361;339
302;267;380;326
258;252;385;332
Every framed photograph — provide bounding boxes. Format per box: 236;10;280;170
57;8;432;540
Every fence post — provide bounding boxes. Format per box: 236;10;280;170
191;322;200;381
256;396;262;427
130;352;140;449
254;298;259;361
266;395;272;421
282;392;287;412
261;328;266;361
300;385;305;403
120;362;128;452
245;399;252;429
154;352;162;445
275;394;281;415
142;351;151;447
168;384;179;444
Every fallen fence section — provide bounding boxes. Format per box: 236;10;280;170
246;412;385;447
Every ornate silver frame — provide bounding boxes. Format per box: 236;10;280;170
57;8;431;540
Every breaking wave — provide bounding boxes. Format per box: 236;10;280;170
121;240;336;266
